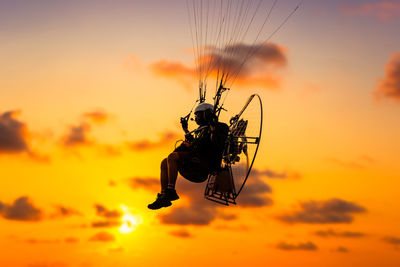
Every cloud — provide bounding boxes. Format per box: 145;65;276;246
313;229;366;238
237;174;273;207
382;236;400;245
341;1;400;21
0;110;29;153
251;168;302;179
169;229;193;238
94;204;122;219
276;241;318;251
61;122;91;147
158;169;273;225
129;166;274;226
83;110;110;124
327;155;376;169
91;221;121;228
0;196;43;221
128;177;160;191
127;131;179;151
88;231;115;242
151;42;287;90
375;53;400;102
150;60;195;90
335;246;349;253
51;205;82;218
98;145;122;157
276;198;367;224
160;206;217;225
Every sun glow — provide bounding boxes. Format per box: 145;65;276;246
119;205;143;234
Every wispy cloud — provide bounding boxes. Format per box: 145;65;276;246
327;155;375;169
335;246;349;253
91;221;121;228
252;167;302;179
375;53;400;102
61;122;92;147
313;229;366;238
382;236;400;245
169;229;193;238
128;177;160;191
341;1;400;21
276;198;367;224
94;204;122;219
50;205;82;218
83;109;110;124
127;131;179;151
276;241;318;251
88;231;115;242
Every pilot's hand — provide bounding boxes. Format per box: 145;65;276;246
180;117;188;131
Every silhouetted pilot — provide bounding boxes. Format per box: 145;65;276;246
148;103;229;209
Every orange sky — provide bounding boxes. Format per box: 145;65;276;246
1;1;400;266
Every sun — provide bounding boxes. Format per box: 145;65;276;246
119;205;143;234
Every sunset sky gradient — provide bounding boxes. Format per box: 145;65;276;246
1;0;400;266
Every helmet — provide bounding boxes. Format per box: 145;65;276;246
194;103;213;113
194;103;214;126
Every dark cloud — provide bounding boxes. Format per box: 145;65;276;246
0;110;29;153
238;174;273;207
91;221;121;228
160;206;216;226
88;231;115;242
276;198;367;224
335;246;349;253
217;213;237;221
51;205;82;218
169;229;193;238
128;177;160;191
276;241;318;251
94;204;122;219
159;170;273;225
341;1;400;21
130;165;274;226
127;131;179;151
376;53;400;102
0;196;43;221
151;42;287;90
313;229;366;238
83;110;109;124
382;236;400;245
61;123;91;147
